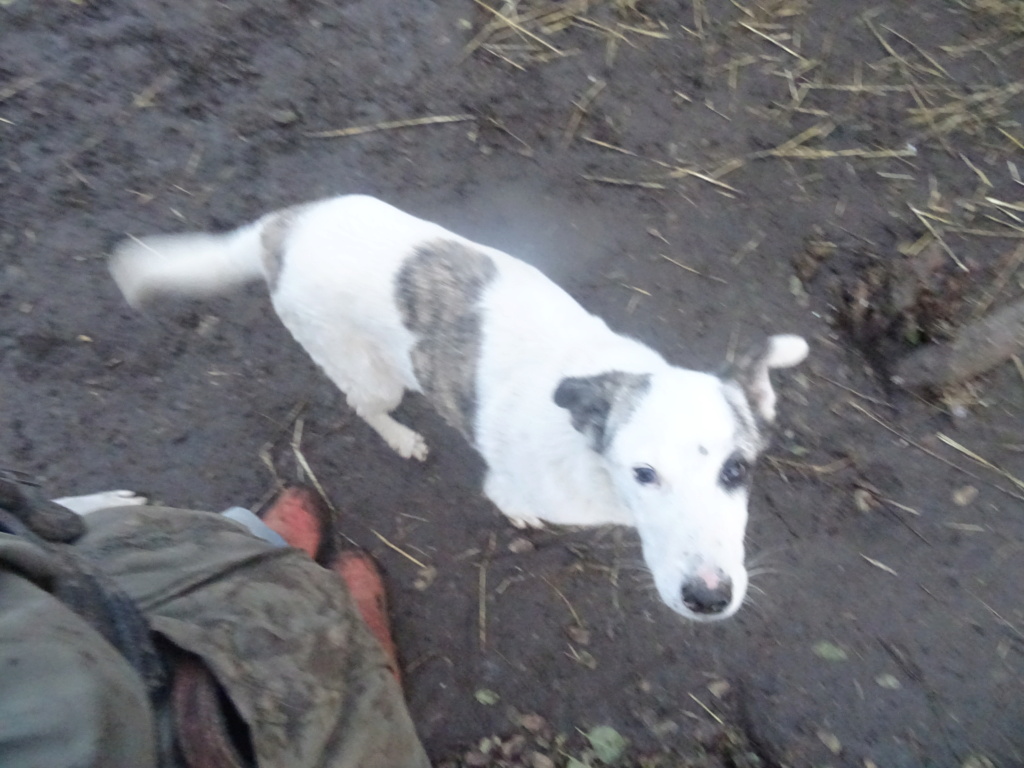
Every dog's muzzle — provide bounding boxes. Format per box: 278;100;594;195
681;567;733;615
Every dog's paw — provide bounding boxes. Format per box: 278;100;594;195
393;431;429;462
53;489;149;516
408;434;430;462
506;512;545;530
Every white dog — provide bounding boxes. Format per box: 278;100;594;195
109;195;808;621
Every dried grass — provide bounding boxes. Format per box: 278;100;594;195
463;0;667;68
306;114;475;139
961;0;1024;33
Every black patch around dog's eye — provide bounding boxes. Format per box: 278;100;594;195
633;465;659;486
719;454;750;491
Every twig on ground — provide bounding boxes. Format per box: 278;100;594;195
937;433;1024;492
580;174;667;189
562;78;606;148
258;401;308;488
372;529;428;568
542;575;583;627
581;136;741;193
848;401;1024;502
469;0;565;56
659;253;728;284
306;114;475;139
861;554;898;576
813;372;894;407
909;206;968;271
738;21;808;62
880;24;951;78
767;456;853;475
688;693;725;726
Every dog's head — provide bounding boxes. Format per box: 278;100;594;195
554;334;808;621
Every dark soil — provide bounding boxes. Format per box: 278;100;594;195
2;1;1023;766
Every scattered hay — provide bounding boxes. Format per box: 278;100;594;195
463;0;668;68
562;78;606;148
464;0;1022;402
937;433;1024;492
730;4;1024;389
961;0;1024;33
906;82;1024;142
848;401;1024;503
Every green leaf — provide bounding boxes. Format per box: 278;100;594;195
817;729;842;755
875;673;901;689
812;641;848;661
474;688;500;706
586;725;628;764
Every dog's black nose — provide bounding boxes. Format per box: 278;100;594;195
681;574;732;614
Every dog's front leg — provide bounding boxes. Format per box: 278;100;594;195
356;407;430;462
483;471;545;528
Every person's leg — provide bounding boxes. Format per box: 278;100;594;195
221;506;289;548
257;486;327;558
74;505;429;768
0;537;158;768
332;550;402;682
258;486;401;680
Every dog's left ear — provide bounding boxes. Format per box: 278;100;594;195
724;335;809;423
554;371;651;452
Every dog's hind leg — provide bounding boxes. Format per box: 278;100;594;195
273;303;430;460
305;338;429;461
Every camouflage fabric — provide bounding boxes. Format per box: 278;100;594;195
1;505;430;768
0;533;159;768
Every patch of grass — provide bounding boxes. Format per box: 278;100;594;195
963;0;1024;32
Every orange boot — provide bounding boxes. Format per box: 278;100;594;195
333;550;402;685
261;488;401;684
259;486;327;559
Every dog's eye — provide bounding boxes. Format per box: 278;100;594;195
719;455;750;490
633;465;659;486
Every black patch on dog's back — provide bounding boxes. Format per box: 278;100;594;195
395;240;498;442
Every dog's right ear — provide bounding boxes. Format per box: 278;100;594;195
554;372;650;452
724;334;809;424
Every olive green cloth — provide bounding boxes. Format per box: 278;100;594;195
0;534;159;768
0;506;430;768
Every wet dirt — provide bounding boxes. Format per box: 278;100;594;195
2;1;1023;765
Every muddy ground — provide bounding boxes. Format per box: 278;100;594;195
2;0;1023;765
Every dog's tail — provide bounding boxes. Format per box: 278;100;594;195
109;221;267;308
